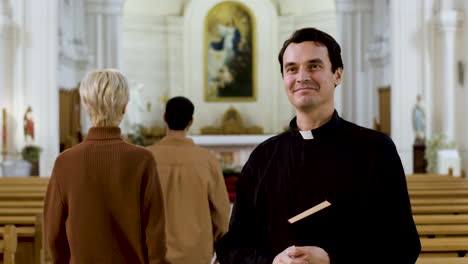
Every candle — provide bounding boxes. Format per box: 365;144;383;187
2;108;6;160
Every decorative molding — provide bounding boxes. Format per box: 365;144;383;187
59;52;90;70
294;11;337;28
0;0;13;37
294;11;337;21
59;39;90;65
124;15;167;33
437;9;463;31
367;36;391;67
335;0;372;13
0;0;13;22
86;0;124;15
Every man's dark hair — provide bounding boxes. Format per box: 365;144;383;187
165;96;194;130
278;27;344;75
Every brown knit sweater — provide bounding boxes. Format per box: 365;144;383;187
44;127;167;264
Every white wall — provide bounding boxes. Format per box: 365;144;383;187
125;0;185;16
122;15;169;131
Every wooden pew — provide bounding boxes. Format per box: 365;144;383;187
407;176;468;181
0;186;48;193
410;190;468;198
420;237;468;253
0;201;44;208
417;224;468;236
0;208;43;216
0;226;35;237
0;177;49;183
0;225;17;264
412;205;468;214
409;184;468;190
414;215;468;225
408;174;468;263
0;192;45;200
417;257;468;264
0;177;48;264
411;198;468;205
0;216;36;225
0;214;44;264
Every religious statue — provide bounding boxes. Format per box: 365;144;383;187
121;81;145;135
412;94;426;145
24;106;35;146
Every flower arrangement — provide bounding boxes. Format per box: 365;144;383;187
21;145;42;164
21;145;42;176
424;134;456;173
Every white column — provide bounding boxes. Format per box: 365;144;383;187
437;10;459;141
20;0;59;176
0;0;16;162
83;0;125;133
58;0;91;89
391;0;426;173
462;0;468;170
85;0;124;69
0;0;14;106
367;0;391;120
335;0;373;127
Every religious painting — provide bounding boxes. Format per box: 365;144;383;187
204;1;256;101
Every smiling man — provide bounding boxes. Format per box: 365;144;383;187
216;28;421;264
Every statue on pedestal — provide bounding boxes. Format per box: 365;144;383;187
412;95;427;173
24;106;35;146
412;94;426;145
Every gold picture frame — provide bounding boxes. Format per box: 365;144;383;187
204;1;256;102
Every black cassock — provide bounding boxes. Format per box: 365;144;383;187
216;111;421;264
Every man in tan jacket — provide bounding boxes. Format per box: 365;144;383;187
44;69;167;263
147;96;230;264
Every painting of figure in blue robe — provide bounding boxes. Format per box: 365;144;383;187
205;2;255;101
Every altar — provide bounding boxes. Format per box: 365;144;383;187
189;134;276;169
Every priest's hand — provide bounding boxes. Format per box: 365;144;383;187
272;245;330;264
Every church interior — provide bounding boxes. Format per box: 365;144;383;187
1;0;467;177
1;0;468;263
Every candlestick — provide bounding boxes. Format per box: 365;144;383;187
2;108;6;161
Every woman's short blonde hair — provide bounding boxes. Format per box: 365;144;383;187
80;69;129;127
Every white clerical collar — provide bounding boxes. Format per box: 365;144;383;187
299;130;314;140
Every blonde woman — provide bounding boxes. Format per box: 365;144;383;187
44;69;167;263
